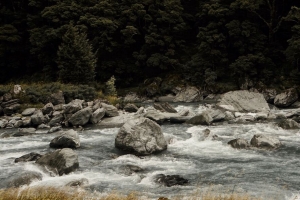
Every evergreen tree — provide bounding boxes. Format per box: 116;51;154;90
57;25;96;84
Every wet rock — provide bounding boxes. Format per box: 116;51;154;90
277;119;300;129
68;107;92;126
13;120;23;128
31;110;45;126
204;94;221;101
157;95;175;102
228;138;249;149
274;88;298;108
21;108;36;116
217;90;270;113
115;117;167;155
201;128;218;140
154;174;188;187
0;119;8;128
22;117;31;127
42;102;54;115
65;178;89;187
262;88;277;103
15;152;42;163
169;116;192;123
50;129;80;149
8;171;42;187
97;113;137;128
124;103;139;113
90;108;105;124
64;99;84;114
250;135;281;149
207;109;226;122
36;148;79;176
153;102;177;113
102;103;119;117
186;111;213;125
173;86;202;103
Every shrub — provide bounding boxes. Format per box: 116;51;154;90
105;76;117;96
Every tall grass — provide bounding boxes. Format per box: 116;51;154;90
0;186;261;200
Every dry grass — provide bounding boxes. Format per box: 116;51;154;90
0;186;262;200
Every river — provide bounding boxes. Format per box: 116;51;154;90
0;103;300;199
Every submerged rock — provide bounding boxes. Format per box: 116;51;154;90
15;152;42;163
65;178;89;187
277;119;300;129
36;148;79;176
154;174;188;187
115;117;167;155
228;138;249;149
8;171;42;187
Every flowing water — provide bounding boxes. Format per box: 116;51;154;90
0;104;300;199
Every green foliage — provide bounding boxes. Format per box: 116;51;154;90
105;76;117;96
57;25;96;84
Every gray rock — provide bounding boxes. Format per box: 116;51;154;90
173;86;202;102
204;94;221;101
169;116;192;123
274;88;298;108
186;111;213;125
0;119;8;128
102;103;119;117
124;103;139;113
0;106;3;116
36;148;79;176
37;123;50;129
68;107;92;126
48;114;64;127
290;101;300;108
49;91;65;105
154;174;188;187
8;171;42;187
119;165;143;176
13;120;23;128
97;113;137;128
22;117;32;127
50;129;80;149
157;95;175;102
48;126;62;133
15;152;42;163
42;102;54;115
228;138;249;149
31;110;45;126
64;99;84;114
153;102;177;113
124;92;144;103
21;108;36;116
250;135;281;149
115;117;167;155
207;109;226;122
262;88;277;103
217;90;270;113
277;119;300;129
90;108;105;124
3;93;12;102
201;128;218;140
54;104;64;111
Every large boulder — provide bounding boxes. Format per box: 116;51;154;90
115;117;167;155
48;114;64;127
250;135;281;149
36;148;79;176
31;110;45;126
42;102;54;115
90;108;105;124
262;88;277;103
64;99;84;114
50;129;80;149
274;88;298;108
186;111;213;125
228;138;249;149
49;91;65;105
173;86;202;102
68;107;92;126
102;103;119;117
217;90;270;113
277;119;300;129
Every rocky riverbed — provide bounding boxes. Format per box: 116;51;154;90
1;89;300;199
